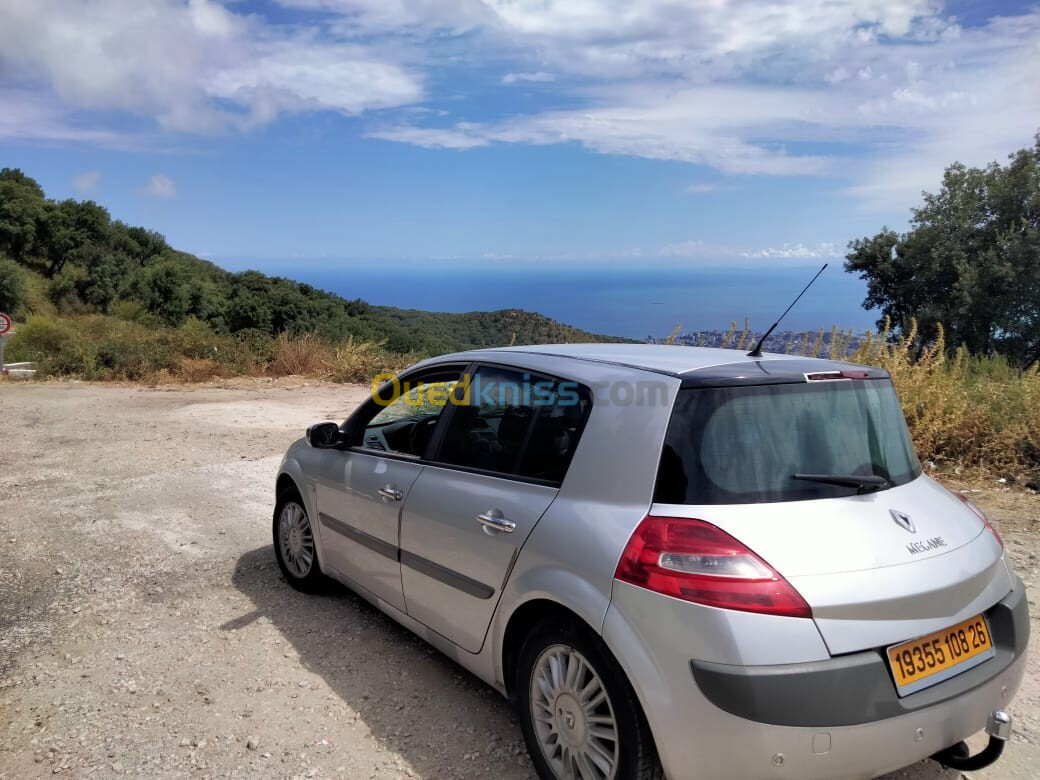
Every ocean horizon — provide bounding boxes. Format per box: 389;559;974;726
221;259;880;340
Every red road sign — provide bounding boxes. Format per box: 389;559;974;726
0;313;11;336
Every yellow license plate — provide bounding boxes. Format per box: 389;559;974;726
887;614;995;696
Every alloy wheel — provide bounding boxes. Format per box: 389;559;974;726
529;643;620;780
277;501;314;579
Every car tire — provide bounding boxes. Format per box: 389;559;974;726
516;617;662;780
273;487;325;593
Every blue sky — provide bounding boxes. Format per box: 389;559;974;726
1;0;1038;269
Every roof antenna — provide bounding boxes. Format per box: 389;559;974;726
747;263;828;358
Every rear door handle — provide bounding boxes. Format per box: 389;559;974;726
477;511;516;534
378;486;404;501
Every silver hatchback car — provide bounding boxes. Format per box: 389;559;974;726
273;344;1028;780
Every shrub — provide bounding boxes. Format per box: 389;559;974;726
77;316;180;380
0;255;28;315
6;315;93;375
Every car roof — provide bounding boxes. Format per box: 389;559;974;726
442;343;889;386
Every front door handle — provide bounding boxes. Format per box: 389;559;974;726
378;486;404;501
477;511;516;534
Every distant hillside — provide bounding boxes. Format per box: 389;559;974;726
0;168;628;355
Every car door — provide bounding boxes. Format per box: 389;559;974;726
314;366;463;613
399;365;591;653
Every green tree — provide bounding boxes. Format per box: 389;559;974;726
0;168;47;267
38;199;112;278
0;255;28;315
846;135;1040;369
225;271;275;333
112;222;169;264
127;258;193;325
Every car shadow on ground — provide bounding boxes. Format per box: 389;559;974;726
226;545;959;780
225;545;535;779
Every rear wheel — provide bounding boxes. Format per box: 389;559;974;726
516;618;661;780
273;488;325;593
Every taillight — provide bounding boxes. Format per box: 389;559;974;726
956;493;1004;549
614;516;812;618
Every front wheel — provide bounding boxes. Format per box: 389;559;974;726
273;489;325;593
516;618;661;780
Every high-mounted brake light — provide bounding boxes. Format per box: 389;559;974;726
956;493;1003;549
805;370;871;381
615;516;812;618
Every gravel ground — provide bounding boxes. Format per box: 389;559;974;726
0;380;1036;780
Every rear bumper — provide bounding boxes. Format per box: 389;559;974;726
690;580;1029;727
603;578;1029;780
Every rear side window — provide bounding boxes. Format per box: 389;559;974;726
517;387;590;483
435;365;590;484
655;379;921;504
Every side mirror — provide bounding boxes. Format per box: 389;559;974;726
307;421;345;449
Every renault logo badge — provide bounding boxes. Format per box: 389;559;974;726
890;509;916;534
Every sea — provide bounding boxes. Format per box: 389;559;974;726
222;259;879;340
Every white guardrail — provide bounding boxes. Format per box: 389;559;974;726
2;362;37;378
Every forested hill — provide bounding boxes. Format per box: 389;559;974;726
0;168;627;355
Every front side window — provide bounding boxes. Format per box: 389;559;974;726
655;379;920;504
356;369;462;457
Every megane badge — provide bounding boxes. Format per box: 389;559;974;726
890;509;916;534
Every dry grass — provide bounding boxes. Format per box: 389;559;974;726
178;358;232;383
265;332;410;381
823;319;1040;482
267;332;329;377
6;315;408;385
324;337;413;382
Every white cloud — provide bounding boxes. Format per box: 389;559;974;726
658;239;841;262
502;71;555;85
3;0;1039;213
0;0;422;136
660;239;712;258
143;173;177;199
368;124;490;149
371;85;836;175
0;89;132;145
349;1;1040;203
207;44;421;128
685;182;736;194
276;0;492;32
73;171;102;194
741;242;842;260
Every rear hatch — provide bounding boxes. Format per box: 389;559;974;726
653;370;1009;655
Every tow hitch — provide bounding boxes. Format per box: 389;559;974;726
932;711;1012;772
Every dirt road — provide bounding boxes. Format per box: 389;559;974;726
1;381;1037;779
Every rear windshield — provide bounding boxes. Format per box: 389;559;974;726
655;379;921;504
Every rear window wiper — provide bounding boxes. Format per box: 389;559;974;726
792;473;891;494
